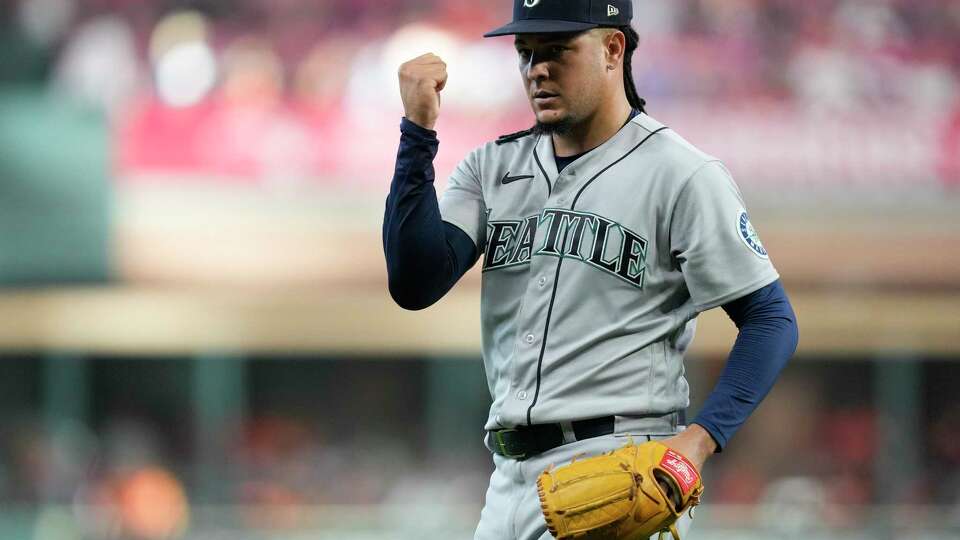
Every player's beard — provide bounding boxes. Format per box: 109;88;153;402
533;117;575;136
532;103;589;136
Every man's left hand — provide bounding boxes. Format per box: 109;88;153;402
661;423;718;471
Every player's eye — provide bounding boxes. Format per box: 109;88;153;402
550;45;567;56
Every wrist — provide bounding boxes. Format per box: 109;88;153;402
687;423;719;457
403;114;437;132
400;117;439;145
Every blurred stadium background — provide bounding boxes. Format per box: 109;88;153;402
0;0;958;539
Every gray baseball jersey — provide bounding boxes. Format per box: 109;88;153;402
439;113;779;431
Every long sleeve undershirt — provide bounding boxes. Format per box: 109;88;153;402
383;118;478;310
383;118;799;450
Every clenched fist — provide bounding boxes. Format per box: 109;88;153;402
398;53;448;131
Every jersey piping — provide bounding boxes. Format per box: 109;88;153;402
525;125;671;426
532;135;554;195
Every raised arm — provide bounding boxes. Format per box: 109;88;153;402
383;55;479;310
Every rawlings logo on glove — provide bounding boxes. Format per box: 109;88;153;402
536;441;704;540
660;450;697;493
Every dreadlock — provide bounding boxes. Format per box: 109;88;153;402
620;25;647;113
496;26;647;145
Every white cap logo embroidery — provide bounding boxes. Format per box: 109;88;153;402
524;0;541;8
607;4;620;17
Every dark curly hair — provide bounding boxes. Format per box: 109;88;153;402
619;25;647;113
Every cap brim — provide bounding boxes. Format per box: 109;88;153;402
483;19;598;38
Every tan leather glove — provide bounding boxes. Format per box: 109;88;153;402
537;440;704;540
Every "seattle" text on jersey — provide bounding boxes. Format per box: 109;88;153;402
483;208;648;288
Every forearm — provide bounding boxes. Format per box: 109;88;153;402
691;280;799;451
383;119;476;310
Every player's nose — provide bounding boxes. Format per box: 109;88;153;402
524;58;550;82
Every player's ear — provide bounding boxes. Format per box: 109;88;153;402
603;29;626;69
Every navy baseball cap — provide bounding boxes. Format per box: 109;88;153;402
484;0;633;38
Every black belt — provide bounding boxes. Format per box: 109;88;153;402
490;416;615;461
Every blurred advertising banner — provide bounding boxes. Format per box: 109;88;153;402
116;97;958;195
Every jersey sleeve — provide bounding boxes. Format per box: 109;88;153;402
669;161;779;312
439;149;487;253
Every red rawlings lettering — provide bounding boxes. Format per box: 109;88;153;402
660;450;699;495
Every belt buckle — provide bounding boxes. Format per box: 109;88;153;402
493;428;528;460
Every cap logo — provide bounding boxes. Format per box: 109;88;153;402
607;4;620;17
524;0;541;7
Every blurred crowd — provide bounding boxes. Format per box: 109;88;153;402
2;361;960;539
1;0;958;188
3;0;959;108
0;409;490;539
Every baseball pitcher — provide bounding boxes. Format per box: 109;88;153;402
383;1;800;539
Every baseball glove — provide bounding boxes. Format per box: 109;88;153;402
536;440;704;540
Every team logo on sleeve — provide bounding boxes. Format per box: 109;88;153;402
737;211;768;259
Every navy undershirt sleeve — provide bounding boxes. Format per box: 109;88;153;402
383;118;478;311
691;279;799;451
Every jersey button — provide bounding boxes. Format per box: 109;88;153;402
537;276;547;288
524;333;535;344
517;391;528;400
